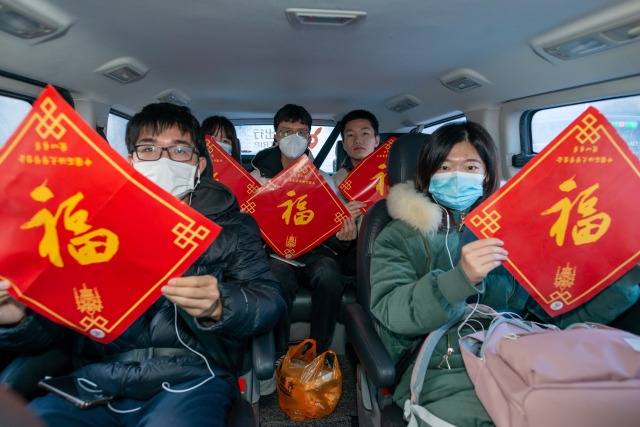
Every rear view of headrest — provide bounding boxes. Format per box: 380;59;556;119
387;133;431;186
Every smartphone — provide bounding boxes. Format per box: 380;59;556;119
38;376;114;409
270;254;306;267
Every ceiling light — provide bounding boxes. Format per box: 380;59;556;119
384;94;422;113
439;68;491;93
531;2;640;61
156;89;190;106
285;8;366;26
95;57;149;84
0;0;71;40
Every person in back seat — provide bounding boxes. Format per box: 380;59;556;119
202;115;241;163
0;102;285;427
369;121;640;426
250;103;357;355
332;109;381;276
333;109;380;188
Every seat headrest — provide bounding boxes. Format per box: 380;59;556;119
201;144;214;178
387;133;431;186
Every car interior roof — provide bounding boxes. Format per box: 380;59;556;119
1;0;640;131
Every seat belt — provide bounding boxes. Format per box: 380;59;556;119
313;125;341;169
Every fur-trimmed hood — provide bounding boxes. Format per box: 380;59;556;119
386;181;443;235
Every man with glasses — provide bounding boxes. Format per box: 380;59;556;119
0;102;285;427
250;104;356;384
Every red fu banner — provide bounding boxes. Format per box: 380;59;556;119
0;86;220;343
465;107;640;316
241;155;350;259
338;136;397;213
206;135;261;205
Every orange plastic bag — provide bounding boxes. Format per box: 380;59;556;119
276;339;342;421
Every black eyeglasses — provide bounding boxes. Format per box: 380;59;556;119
133;145;199;162
276;129;310;139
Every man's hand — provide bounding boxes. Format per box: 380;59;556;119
336;217;357;241
0;281;27;325
161;275;222;321
345;201;366;219
459;238;508;285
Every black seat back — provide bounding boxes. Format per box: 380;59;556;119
355;133;431;316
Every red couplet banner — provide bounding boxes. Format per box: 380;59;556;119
338;136;397;213
241;155;350;259
465;107;640;316
0;86;220;343
206;134;261;205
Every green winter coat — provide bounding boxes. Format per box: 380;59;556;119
370;181;640;427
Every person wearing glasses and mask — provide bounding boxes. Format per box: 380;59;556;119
250;104;356;365
0;103;285;427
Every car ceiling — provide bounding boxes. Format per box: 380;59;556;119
1;0;640;131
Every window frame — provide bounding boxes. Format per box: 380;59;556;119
418;114;466;134
516;93;640;167
500;74;640;177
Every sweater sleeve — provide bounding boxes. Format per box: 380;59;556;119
369;223;481;337
527;263;640;327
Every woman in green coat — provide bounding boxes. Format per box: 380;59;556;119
369;122;640;426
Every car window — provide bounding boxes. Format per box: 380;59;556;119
0;94;32;148
235;124;337;173
420;116;466;134
106;112;129;158
531;94;640;159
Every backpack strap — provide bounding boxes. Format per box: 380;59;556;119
403;305;499;427
403;315;464;427
408;316;462;403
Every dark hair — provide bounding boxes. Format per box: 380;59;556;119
340;109;379;139
273;104;312;130
125;103;204;156
414;122;502;207
201;115;241;161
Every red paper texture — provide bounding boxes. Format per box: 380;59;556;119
206;135;261;205
0;86;220;343
464;107;640;316
338;136;397;213
241;155;350;259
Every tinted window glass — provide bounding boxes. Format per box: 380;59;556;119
531;95;640;159
0;95;31;148
106;113;129;158
235;124;336;173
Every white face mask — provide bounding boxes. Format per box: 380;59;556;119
218;142;234;156
278;134;308;160
134;157;199;199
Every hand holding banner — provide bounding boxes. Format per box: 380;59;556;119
338;136;397;213
0;86;220;343
241;155;350;259
464;107;640;316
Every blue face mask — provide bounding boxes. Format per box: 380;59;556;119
428;171;484;211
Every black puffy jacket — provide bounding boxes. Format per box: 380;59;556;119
0;177;285;399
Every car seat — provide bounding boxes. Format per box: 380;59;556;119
343;133;431;427
288;133;409;355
